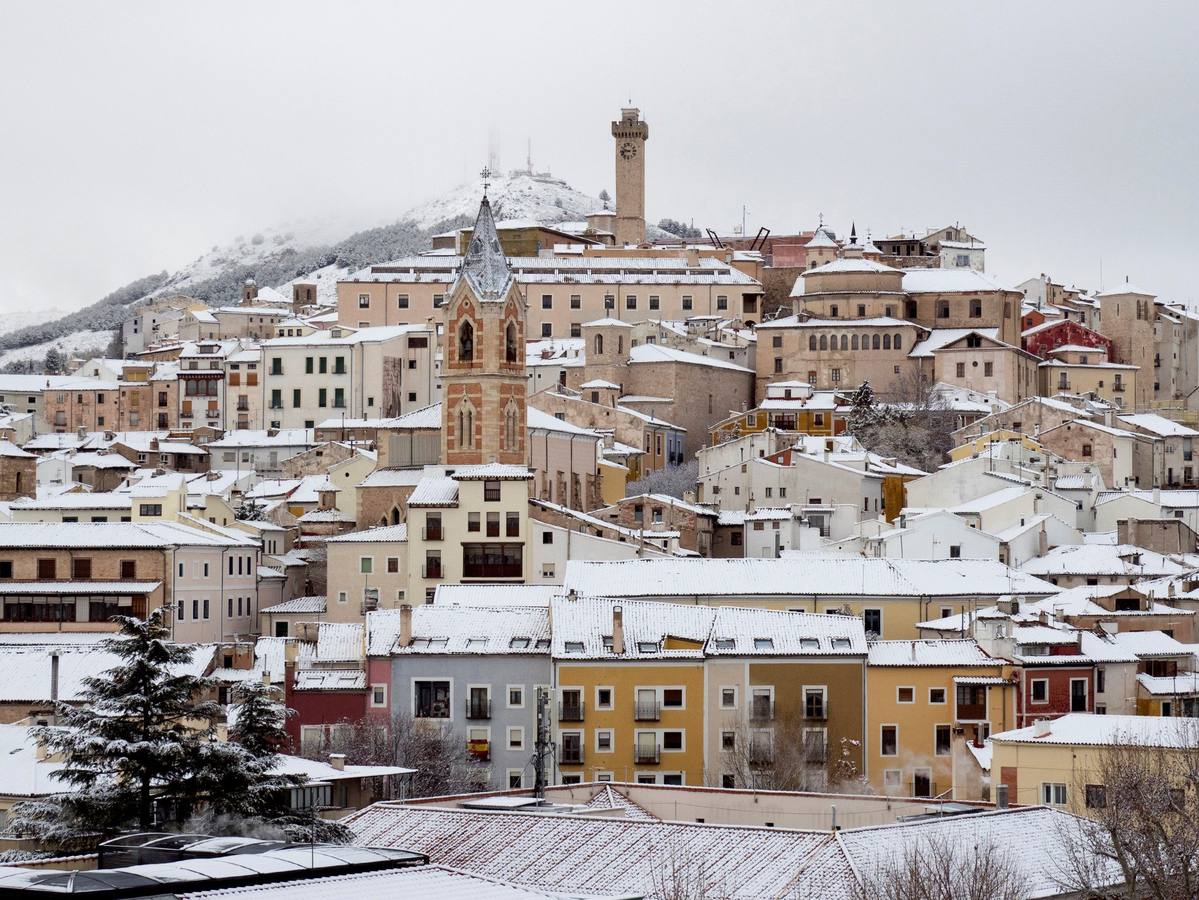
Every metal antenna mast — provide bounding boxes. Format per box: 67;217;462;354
533;686;550;798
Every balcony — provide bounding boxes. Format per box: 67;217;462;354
750;699;775;722
634;744;660;765
560;744;584;766
956;703;987;722
465;698;492;720
462;562;523;579
1112;383;1125;393
423;526;443;541
236;401;250;412
559;699;585;722
634;700;661;721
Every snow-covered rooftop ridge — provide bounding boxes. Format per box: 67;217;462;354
563;556;1056;600
867;639;1000;667
0;521;256;548
992;712;1198;747
550;595;868;659
1018;543;1191;577
384;604;551;656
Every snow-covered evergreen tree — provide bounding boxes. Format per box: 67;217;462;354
7;609;273;844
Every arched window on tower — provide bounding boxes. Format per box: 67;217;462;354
506;322;517;363
458;320;474;363
595;334;604;356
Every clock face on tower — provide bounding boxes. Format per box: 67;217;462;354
620;141;638;160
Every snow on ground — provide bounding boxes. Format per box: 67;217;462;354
0;309;67;337
0;330;112;368
275;263;350;308
404;172;606;231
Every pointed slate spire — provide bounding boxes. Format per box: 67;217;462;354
460;194;513;301
849;222;858;244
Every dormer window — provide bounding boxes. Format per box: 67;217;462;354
714;638;735;650
831;638;852;650
753;638;774;650
509;637;531;649
799;638;820;650
564;641;584;653
637;641;659;653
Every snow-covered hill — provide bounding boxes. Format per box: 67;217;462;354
0;308;66;337
0;172;678;367
404;172;606;231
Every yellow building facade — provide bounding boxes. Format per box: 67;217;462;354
866;640;1015;798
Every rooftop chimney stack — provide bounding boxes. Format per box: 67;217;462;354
612;605;625;655
49;650;60;704
399;603;413;647
328;753;346;771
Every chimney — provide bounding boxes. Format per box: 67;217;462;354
1033;719;1052;738
612;605;625;655
567;588;578;603
49;650;60;704
1038;525;1049;557
1153;486;1162;506
995;784;1009;809
261;668;272;687
328;753;346;771
399;604;413;647
149;438;160;452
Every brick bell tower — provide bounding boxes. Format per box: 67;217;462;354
612;107;648;246
441;180;528;465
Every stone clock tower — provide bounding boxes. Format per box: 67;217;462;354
611;107;648;246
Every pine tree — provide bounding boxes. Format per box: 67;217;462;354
9;609;224;840
846;380;878;435
42;348;64;375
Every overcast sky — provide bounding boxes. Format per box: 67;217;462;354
1;0;1196;316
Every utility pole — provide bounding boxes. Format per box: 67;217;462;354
533;686;550;798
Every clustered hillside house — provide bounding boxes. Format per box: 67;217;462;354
0;107;1197;898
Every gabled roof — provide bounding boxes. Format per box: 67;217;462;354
992;712;1196;747
387;605;551;656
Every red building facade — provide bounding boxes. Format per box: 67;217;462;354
1023;318;1113;361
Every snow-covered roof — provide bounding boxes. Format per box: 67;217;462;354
907;327;1000;358
1137;672;1199;696
388;605;551;656
625;342;755;373
563;557;1056;600
992;712;1197;748
0;643;215;705
0;521;255;548
260;596;327;615
9;491;132;510
837;807;1119;899
297;508;355;524
1108;629;1195;658
293;669;365;690
262;324;430;348
208;429;316;449
1018;543;1190;578
1096;282;1155;298
1095;489;1199;509
358;468;425;488
757;315;912;330
526;406;600;437
707;606;867;656
342;804;837;899
578;379;620;389
449;463;533;480
324;524;409;543
1118;413;1199;437
867;639;1000;667
804;257;900;276
0;440;35;459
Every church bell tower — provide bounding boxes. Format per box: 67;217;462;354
440;183;528;466
612;107;649;247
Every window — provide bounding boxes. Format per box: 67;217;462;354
596;729;613;752
682;295;693;310
1042;783;1068;806
71;558;91;579
570;294;581;309
897;687;915;703
949;544;961;558
984;361;993;377
358;293;370;308
662;731;683;751
596;687;613;709
0;561;11;580
662;688;684;708
956;362;966;378
370;684;387;707
1085;784;1107;808
717;295;728;310
929;688;947;704
721;731;735;751
935;724;952;756
360;557;373;574
484;480;501;501
506;511;520;537
720;687;737;708
414;680;451;718
508;727;525;750
626;295;637;310
1031;678;1049;703
1082;443;1093;458
507;686;524;708
881;725;898;756
139;504;162;517
468;513;480;533
863;608;882;637
649;295;660;310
